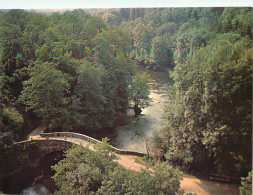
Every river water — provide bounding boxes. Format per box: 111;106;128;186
109;65;173;153
1;65;172;194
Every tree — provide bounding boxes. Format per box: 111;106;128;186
0;63;24;162
0;9;136;137
133;19;154;53
19;61;70;130
174;27;216;64
157;22;177;45
153;39;252;176
219;8;253;39
102;13;120;25
151;162;183;194
151;36;171;67
52;141;183;194
239;171;252;195
70;60;106;130
22;13;49;55
143;8;163;28
129;73;151;116
80;16;106;48
2;9;29;32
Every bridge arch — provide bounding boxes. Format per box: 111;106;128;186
39;132;147;156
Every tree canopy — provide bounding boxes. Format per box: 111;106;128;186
150;16;252;176
0;9;137;135
19;61;70;129
0;8;252;189
128;73;151;116
52;142;183;195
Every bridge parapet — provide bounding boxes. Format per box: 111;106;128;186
14;139;73;153
40;132;146;157
40;132;101;144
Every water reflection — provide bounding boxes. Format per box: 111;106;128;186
112;66;173;153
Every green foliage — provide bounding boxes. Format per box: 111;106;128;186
0;64;24;152
175;27;216;64
132;19;154;52
52;145;116;194
0;9;137;133
52;143;183;194
154;38;252;176
0;8;252;181
151;36;171;66
102;13;120;25
0;107;24;137
92;25;131;57
0;106;24;165
240;171;252;195
219;8;253;38
151;131;167;161
19;61;70;130
70;60;106;129
129;73;151;115
114;7;252;70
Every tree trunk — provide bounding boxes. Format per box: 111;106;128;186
134;104;142;117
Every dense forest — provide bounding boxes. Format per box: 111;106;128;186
0;7;252;194
0;9;150;143
93;7;252;177
95;6;252;183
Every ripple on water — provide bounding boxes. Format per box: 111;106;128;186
110;65;173;153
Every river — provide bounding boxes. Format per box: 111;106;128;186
108;65;173;153
0;65;173;194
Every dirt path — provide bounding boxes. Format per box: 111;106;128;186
116;155;147;172
27;128;240;195
115;155;240;195
114;154;240;195
181;177;239;195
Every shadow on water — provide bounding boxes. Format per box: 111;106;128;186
1;65;173;193
110;65;173;153
82;66;173;153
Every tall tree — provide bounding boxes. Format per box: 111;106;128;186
129;73;151;116
70;60;106;130
151;36;171;66
19;61;70;130
133;19;154;52
153;39;252;176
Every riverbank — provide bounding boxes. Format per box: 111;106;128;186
106;65;173;153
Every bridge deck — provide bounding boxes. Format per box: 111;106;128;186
22;130;239;194
29;135;146;172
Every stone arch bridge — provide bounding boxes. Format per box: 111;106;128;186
5;132;147;176
15;132;147;157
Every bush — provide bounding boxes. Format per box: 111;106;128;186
240;171;252;195
52;142;183;194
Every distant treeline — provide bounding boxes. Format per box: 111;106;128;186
90;8;252;69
